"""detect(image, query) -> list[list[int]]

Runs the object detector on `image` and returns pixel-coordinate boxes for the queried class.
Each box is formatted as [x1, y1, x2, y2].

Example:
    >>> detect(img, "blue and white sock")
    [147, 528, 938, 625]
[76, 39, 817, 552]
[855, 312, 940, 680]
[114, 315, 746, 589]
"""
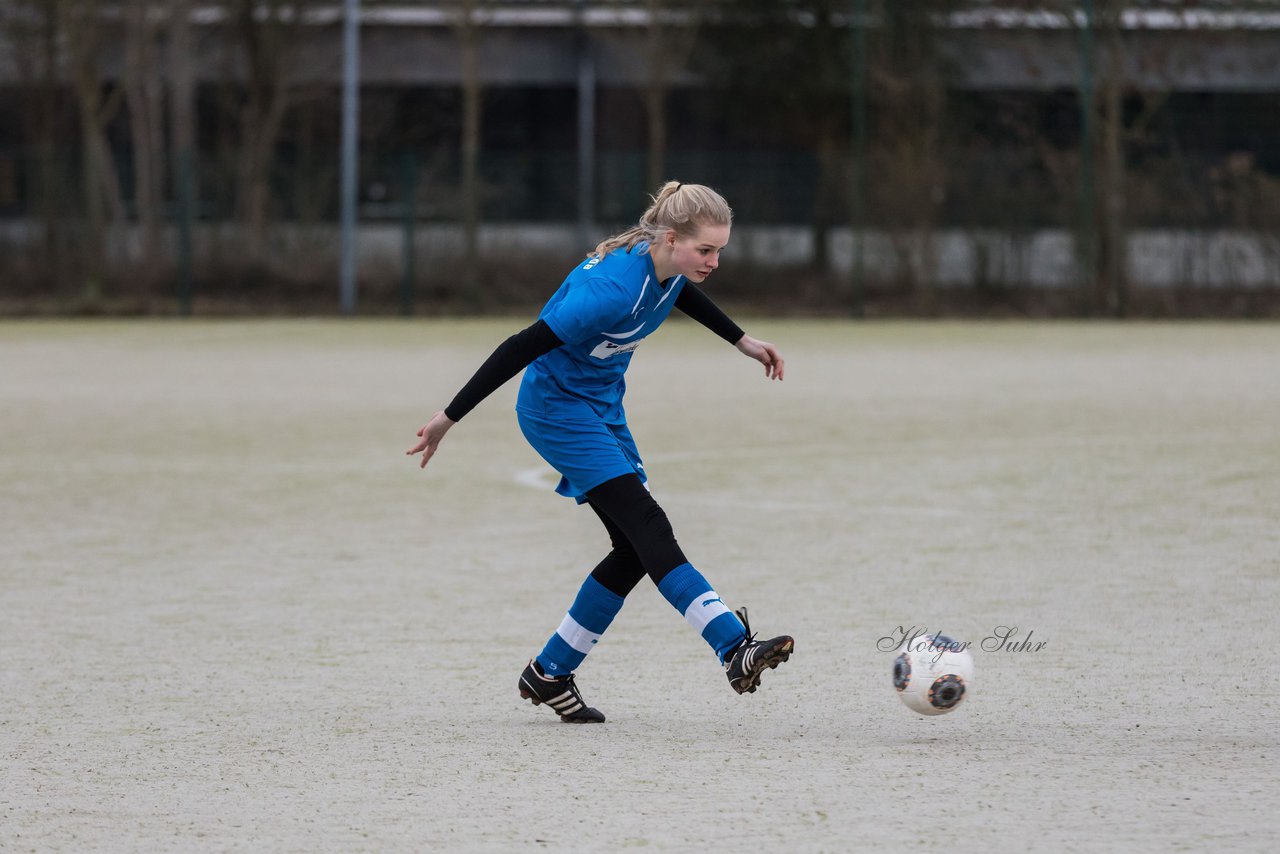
[657, 562, 747, 663]
[536, 575, 625, 677]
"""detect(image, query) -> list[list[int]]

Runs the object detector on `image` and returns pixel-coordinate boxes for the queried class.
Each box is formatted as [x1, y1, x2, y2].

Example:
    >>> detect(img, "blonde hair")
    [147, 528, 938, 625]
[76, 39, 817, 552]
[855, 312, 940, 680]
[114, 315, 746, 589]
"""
[590, 181, 733, 258]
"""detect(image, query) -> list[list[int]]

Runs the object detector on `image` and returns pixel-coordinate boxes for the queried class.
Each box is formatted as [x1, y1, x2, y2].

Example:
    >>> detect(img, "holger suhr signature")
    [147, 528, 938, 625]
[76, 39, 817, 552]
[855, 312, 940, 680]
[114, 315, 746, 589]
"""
[877, 625, 1048, 663]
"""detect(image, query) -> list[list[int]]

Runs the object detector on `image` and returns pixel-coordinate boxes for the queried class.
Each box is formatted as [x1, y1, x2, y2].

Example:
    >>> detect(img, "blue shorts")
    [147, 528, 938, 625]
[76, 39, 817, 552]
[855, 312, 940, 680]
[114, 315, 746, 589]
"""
[517, 410, 647, 503]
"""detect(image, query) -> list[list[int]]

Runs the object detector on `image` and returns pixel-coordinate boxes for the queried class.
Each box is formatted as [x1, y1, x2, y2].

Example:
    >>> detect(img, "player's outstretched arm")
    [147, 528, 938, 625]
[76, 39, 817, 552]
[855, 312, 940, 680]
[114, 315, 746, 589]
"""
[405, 319, 565, 474]
[673, 284, 781, 379]
[406, 410, 456, 469]
[735, 334, 785, 381]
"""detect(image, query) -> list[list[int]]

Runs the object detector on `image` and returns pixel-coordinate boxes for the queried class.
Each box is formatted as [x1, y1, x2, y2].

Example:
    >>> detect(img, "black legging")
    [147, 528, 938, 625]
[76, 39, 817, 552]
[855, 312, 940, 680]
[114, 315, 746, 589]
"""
[585, 473, 688, 597]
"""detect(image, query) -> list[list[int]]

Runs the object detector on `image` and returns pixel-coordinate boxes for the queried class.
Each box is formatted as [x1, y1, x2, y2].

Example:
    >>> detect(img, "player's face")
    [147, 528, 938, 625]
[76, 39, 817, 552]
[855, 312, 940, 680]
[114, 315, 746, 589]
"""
[667, 224, 730, 284]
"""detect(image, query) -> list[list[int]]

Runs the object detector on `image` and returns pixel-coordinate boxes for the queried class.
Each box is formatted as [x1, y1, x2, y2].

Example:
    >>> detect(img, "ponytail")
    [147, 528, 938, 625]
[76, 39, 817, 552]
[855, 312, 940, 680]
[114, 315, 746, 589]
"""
[590, 181, 733, 258]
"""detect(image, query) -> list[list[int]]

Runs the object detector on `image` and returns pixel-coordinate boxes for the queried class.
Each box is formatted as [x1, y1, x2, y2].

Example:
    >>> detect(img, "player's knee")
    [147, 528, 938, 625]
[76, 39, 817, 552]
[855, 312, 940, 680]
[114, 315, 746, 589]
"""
[603, 524, 638, 558]
[611, 540, 640, 566]
[591, 549, 645, 597]
[637, 495, 677, 543]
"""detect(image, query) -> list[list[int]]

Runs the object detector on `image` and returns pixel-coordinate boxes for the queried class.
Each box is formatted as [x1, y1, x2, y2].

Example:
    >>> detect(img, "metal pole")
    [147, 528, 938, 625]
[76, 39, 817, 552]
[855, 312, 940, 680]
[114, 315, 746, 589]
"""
[339, 0, 361, 314]
[171, 0, 195, 316]
[576, 0, 596, 249]
[1077, 0, 1096, 309]
[849, 0, 868, 318]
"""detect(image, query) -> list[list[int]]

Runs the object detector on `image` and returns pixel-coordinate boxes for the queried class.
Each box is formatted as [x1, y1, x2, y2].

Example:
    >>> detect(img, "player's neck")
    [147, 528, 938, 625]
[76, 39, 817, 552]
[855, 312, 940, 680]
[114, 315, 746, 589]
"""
[650, 246, 678, 283]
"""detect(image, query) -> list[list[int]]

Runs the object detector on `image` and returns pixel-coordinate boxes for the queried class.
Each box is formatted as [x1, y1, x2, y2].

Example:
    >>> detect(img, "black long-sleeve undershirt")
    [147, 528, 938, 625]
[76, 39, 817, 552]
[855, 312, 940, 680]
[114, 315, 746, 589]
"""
[442, 283, 744, 422]
[443, 319, 564, 422]
[674, 282, 745, 345]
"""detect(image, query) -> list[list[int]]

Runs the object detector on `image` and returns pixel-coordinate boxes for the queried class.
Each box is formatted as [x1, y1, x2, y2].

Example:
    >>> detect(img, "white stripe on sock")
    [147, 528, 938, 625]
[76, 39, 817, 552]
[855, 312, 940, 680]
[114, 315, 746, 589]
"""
[682, 590, 732, 634]
[556, 613, 603, 654]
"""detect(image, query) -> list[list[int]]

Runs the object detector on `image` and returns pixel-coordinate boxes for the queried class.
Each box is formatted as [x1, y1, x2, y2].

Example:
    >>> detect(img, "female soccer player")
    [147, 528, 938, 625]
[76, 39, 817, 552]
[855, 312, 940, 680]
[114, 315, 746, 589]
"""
[407, 182, 794, 723]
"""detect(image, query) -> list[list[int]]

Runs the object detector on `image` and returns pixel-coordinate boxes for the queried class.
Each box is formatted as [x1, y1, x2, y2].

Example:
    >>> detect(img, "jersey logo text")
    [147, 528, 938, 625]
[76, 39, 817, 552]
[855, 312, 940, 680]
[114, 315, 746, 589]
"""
[589, 338, 645, 360]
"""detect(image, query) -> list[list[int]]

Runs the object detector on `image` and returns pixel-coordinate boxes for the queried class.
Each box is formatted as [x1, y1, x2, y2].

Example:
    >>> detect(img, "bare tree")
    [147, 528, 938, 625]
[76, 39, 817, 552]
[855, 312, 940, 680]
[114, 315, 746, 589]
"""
[169, 0, 196, 173]
[453, 0, 486, 299]
[61, 0, 128, 293]
[169, 0, 196, 218]
[1083, 0, 1179, 315]
[616, 0, 704, 189]
[866, 1, 950, 303]
[993, 0, 1182, 314]
[168, 0, 197, 307]
[1091, 0, 1128, 316]
[289, 93, 338, 225]
[3, 0, 66, 279]
[706, 0, 852, 274]
[122, 0, 168, 263]
[223, 0, 311, 261]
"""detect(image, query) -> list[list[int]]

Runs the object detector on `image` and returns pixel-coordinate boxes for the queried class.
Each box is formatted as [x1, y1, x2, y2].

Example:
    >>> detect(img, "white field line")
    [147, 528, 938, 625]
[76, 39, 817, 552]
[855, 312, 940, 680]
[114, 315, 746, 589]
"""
[513, 466, 560, 491]
[512, 462, 987, 517]
[514, 443, 973, 517]
[511, 443, 852, 494]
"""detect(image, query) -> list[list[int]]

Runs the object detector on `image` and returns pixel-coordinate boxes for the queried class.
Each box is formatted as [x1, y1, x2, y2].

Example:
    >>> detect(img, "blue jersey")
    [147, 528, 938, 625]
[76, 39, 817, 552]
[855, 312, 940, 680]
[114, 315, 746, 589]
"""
[517, 243, 685, 425]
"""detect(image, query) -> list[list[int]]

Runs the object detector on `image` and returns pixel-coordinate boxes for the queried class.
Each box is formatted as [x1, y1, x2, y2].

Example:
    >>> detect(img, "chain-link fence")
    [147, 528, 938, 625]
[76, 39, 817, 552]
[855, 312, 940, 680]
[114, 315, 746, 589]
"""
[2, 1, 1279, 315]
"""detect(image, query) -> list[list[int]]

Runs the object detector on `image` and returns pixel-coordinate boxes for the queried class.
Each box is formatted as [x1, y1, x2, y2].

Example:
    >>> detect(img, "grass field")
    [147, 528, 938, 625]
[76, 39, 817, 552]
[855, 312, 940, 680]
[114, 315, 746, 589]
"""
[2, 318, 1278, 851]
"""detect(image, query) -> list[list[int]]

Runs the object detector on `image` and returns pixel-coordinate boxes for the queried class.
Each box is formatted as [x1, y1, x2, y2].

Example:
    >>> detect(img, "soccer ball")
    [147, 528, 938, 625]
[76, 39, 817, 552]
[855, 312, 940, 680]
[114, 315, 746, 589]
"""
[892, 633, 975, 716]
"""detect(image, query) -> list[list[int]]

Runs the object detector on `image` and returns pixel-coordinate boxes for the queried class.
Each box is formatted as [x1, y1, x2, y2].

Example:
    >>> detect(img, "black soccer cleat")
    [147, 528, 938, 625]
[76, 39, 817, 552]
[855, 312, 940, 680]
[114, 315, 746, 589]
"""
[518, 659, 606, 723]
[724, 607, 794, 695]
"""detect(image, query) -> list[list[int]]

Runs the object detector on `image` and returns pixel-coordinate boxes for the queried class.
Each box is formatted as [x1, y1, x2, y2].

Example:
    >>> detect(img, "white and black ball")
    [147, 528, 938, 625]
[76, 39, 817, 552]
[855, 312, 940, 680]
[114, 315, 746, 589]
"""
[892, 633, 974, 716]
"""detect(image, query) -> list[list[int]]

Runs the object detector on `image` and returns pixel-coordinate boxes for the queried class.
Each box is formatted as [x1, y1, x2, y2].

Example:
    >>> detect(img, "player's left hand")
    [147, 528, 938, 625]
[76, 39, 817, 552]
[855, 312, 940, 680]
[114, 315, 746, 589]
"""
[735, 334, 785, 381]
[406, 410, 456, 470]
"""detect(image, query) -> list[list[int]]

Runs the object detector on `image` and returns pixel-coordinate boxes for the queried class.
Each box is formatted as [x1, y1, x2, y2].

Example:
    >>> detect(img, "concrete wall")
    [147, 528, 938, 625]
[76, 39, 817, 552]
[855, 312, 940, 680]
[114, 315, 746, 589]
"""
[4, 219, 1277, 289]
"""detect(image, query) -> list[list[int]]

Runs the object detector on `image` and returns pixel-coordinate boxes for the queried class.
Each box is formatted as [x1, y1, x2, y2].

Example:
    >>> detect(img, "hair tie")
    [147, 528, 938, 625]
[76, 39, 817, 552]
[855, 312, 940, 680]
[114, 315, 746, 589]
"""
[675, 183, 683, 191]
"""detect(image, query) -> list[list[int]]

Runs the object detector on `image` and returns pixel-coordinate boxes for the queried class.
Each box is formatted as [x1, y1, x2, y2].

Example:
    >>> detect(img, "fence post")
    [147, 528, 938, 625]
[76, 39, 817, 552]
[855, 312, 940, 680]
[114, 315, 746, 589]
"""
[401, 151, 416, 317]
[576, 0, 596, 250]
[176, 148, 194, 316]
[1077, 0, 1096, 312]
[848, 0, 868, 318]
[339, 0, 361, 315]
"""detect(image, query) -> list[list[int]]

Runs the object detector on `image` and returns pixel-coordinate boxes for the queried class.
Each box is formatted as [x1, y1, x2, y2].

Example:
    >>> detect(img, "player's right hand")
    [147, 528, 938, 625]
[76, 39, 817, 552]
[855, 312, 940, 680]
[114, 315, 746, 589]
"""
[406, 410, 455, 470]
[735, 334, 785, 381]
